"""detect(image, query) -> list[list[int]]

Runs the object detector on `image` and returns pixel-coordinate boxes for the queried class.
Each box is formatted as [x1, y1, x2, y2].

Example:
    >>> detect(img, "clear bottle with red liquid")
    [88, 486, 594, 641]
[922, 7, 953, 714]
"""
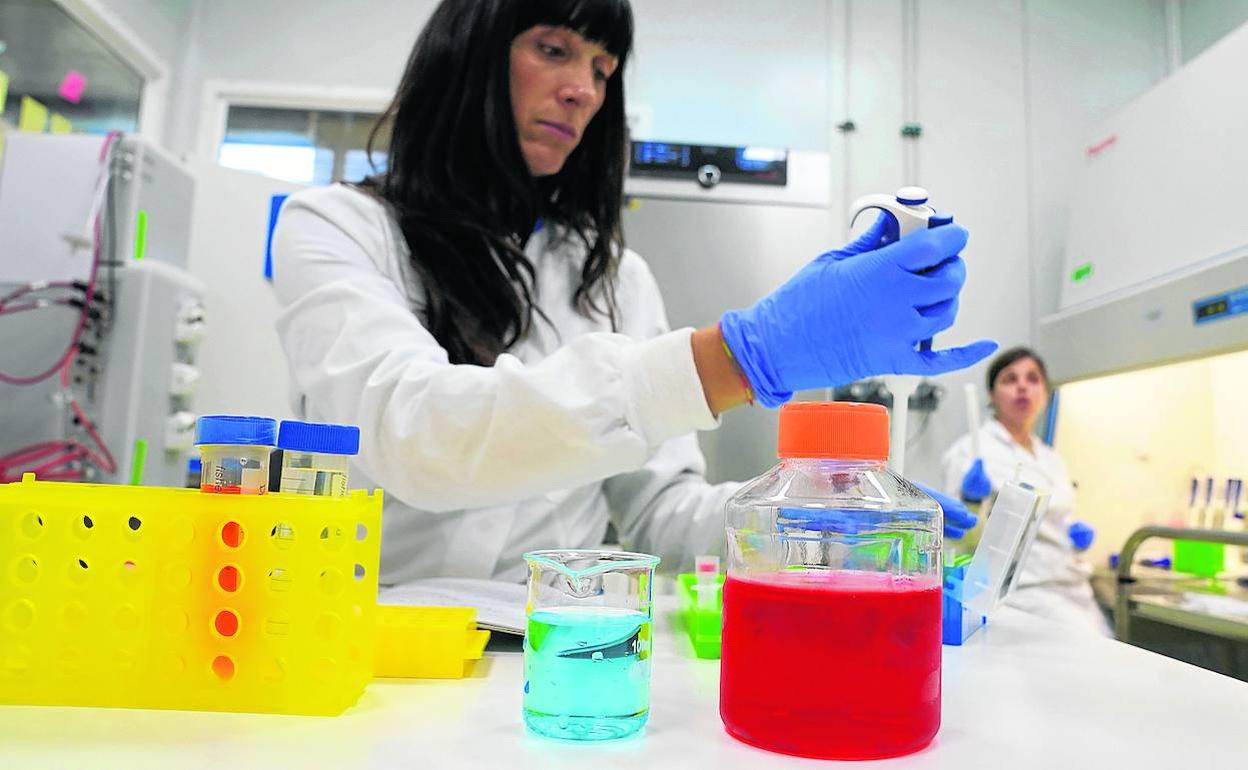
[719, 401, 943, 760]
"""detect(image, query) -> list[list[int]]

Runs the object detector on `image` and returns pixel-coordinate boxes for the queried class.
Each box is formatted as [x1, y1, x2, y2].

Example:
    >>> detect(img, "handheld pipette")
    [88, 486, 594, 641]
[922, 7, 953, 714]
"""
[849, 187, 954, 475]
[848, 187, 955, 353]
[1198, 476, 1214, 529]
[1228, 476, 1238, 526]
[1213, 479, 1235, 530]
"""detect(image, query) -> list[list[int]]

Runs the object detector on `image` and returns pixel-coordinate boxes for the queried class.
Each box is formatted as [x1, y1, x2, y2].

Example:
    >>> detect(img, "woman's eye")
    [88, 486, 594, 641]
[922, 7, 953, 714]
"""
[594, 68, 608, 82]
[538, 42, 565, 58]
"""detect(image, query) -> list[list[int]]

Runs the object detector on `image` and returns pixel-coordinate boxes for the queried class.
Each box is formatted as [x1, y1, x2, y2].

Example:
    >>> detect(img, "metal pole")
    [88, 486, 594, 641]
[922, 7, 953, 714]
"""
[1114, 526, 1248, 642]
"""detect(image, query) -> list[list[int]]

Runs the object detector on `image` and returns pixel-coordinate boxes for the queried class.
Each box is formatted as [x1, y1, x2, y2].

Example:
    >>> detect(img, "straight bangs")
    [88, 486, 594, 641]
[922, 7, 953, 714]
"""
[517, 0, 634, 59]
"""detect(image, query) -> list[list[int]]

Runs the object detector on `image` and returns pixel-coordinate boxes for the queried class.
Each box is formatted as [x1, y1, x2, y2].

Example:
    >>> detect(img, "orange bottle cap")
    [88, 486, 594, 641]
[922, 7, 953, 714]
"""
[777, 401, 889, 460]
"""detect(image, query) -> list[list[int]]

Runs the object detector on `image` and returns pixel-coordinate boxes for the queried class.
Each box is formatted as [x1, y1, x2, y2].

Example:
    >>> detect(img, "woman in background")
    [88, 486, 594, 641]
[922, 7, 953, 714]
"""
[943, 347, 1108, 635]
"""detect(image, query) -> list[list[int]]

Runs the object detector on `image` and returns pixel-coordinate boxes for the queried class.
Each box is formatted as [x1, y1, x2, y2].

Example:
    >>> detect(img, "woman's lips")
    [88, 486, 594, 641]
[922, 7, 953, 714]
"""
[538, 120, 576, 141]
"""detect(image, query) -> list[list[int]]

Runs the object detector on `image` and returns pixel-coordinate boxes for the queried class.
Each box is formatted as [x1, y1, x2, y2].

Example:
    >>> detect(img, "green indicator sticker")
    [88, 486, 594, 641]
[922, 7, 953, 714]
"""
[134, 209, 148, 261]
[129, 439, 148, 485]
[1071, 262, 1093, 283]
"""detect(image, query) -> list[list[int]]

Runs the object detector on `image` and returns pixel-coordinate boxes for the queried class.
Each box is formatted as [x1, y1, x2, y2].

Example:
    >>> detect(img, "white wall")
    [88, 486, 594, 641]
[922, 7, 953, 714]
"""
[84, 0, 1176, 490]
[182, 159, 304, 422]
[1180, 0, 1248, 64]
[627, 0, 830, 149]
[899, 0, 1032, 486]
[92, 0, 195, 68]
[165, 0, 440, 154]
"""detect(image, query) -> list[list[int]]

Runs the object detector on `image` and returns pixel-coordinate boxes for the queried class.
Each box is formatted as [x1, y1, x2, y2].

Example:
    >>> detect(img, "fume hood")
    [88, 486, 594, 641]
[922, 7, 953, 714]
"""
[1038, 22, 1248, 383]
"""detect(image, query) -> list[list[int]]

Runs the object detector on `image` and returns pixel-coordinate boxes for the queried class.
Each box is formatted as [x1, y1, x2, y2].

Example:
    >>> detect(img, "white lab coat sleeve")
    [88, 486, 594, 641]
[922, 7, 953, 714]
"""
[603, 435, 741, 574]
[270, 188, 719, 513]
[598, 250, 742, 573]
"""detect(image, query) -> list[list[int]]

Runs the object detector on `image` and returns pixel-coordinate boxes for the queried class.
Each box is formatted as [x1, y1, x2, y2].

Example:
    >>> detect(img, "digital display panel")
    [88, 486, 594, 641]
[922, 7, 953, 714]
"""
[1193, 286, 1248, 325]
[1195, 298, 1229, 321]
[632, 142, 690, 168]
[629, 141, 787, 186]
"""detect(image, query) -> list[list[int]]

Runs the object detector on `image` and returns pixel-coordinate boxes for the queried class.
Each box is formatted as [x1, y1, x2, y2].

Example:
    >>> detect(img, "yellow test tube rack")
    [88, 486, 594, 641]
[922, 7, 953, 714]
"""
[0, 474, 382, 716]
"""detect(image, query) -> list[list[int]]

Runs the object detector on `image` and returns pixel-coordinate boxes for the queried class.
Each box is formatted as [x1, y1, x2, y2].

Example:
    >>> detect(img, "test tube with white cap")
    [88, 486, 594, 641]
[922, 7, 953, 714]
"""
[694, 555, 720, 611]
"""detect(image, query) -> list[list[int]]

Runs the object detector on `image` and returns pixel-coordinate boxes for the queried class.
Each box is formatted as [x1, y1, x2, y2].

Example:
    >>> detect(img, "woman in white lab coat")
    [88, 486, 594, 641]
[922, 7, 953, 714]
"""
[943, 347, 1109, 635]
[272, 0, 994, 584]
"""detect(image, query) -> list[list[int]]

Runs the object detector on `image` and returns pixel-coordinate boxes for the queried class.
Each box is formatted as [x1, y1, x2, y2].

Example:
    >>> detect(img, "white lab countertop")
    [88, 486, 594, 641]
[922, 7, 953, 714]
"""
[1, 597, 1245, 769]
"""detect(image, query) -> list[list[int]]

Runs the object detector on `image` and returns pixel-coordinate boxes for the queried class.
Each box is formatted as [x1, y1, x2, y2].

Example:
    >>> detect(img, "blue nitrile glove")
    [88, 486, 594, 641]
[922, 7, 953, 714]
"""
[960, 458, 992, 502]
[915, 482, 977, 540]
[1068, 521, 1095, 551]
[719, 214, 998, 407]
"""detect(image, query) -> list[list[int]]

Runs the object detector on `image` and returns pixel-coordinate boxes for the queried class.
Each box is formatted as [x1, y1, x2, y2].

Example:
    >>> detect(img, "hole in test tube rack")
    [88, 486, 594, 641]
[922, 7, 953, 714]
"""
[220, 522, 245, 548]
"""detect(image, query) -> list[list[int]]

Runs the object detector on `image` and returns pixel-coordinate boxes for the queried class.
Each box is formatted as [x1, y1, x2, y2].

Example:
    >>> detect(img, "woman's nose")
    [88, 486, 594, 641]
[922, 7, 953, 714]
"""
[557, 70, 595, 107]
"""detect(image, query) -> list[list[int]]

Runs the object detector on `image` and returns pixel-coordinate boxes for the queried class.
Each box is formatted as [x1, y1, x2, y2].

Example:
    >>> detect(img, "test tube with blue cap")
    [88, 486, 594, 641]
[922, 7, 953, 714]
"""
[195, 415, 277, 494]
[277, 420, 361, 496]
[185, 456, 201, 489]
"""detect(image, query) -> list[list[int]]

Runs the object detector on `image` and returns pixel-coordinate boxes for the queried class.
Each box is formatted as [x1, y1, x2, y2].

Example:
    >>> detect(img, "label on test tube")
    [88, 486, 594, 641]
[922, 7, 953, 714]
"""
[203, 458, 268, 494]
[280, 467, 348, 497]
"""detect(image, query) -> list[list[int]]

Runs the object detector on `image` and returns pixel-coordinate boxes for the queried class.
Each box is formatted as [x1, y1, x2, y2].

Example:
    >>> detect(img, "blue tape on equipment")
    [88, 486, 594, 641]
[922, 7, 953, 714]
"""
[264, 194, 290, 281]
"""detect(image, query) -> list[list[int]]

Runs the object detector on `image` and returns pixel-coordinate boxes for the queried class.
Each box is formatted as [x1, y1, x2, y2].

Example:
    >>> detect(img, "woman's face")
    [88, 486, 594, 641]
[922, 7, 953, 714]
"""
[991, 356, 1048, 428]
[510, 25, 619, 177]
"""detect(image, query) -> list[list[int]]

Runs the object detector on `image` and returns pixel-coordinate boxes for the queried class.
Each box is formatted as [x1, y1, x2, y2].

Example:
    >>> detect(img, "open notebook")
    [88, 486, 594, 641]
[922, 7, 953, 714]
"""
[378, 578, 528, 637]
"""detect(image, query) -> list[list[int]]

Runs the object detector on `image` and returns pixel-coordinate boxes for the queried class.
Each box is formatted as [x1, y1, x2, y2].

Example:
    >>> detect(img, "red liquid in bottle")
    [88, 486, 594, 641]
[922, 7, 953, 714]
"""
[720, 571, 942, 760]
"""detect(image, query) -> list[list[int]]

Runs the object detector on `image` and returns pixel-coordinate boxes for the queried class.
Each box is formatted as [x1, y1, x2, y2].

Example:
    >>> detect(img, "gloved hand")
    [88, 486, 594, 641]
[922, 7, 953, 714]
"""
[915, 482, 978, 540]
[1068, 521, 1095, 551]
[720, 214, 998, 407]
[778, 504, 970, 541]
[960, 458, 992, 502]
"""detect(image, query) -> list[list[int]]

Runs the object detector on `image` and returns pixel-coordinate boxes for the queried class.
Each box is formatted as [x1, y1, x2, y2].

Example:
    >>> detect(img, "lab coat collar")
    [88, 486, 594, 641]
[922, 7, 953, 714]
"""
[986, 418, 1017, 449]
[987, 418, 1034, 452]
[986, 418, 1063, 488]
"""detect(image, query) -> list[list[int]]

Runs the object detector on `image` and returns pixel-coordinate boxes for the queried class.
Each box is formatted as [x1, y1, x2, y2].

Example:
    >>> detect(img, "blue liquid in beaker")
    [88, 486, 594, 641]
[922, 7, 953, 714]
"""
[523, 606, 652, 741]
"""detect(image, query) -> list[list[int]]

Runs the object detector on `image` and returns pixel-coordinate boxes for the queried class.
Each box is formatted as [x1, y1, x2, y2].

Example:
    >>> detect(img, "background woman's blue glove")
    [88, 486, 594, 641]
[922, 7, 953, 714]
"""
[719, 215, 998, 407]
[960, 458, 992, 502]
[915, 481, 978, 540]
[1068, 521, 1095, 551]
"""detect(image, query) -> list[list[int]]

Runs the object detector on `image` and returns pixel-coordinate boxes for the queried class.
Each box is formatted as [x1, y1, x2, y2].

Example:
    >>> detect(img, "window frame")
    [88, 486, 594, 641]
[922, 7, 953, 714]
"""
[198, 80, 392, 172]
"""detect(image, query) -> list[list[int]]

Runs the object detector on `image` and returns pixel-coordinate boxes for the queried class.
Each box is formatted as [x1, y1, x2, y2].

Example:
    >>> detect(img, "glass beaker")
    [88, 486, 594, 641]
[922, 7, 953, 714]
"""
[522, 549, 660, 741]
[720, 402, 943, 760]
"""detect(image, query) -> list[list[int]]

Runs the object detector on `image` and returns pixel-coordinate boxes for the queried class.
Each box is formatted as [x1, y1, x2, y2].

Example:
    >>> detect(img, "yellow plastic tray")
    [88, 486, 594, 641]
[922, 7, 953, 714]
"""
[374, 605, 490, 679]
[0, 474, 382, 716]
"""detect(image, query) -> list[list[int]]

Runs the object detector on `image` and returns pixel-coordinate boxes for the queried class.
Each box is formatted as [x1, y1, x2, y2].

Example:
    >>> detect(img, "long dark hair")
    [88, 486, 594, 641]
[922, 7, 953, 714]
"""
[363, 0, 634, 365]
